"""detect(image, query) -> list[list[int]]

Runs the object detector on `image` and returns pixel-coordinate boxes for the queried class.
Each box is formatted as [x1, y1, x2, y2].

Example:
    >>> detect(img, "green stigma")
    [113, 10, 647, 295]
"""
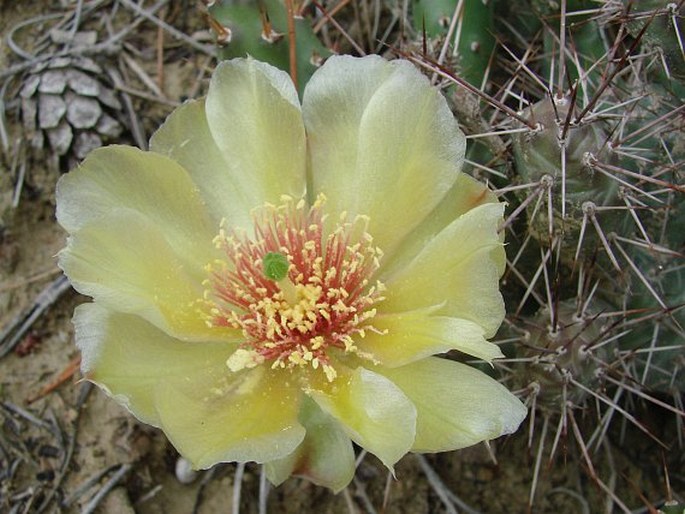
[262, 252, 289, 281]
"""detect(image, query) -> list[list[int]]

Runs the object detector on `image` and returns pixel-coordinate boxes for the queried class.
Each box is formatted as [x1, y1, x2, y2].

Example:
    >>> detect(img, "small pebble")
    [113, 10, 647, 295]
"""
[175, 456, 199, 484]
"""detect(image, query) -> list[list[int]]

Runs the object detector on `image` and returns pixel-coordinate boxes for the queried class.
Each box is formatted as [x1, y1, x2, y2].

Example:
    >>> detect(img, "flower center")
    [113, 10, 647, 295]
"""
[204, 195, 384, 382]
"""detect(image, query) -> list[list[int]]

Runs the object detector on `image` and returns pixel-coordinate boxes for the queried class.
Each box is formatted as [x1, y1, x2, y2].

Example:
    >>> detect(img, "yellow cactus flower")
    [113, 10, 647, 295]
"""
[57, 55, 526, 492]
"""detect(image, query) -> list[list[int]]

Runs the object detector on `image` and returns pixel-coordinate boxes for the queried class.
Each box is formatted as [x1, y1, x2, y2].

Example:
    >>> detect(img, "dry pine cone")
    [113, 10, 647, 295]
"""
[20, 36, 124, 171]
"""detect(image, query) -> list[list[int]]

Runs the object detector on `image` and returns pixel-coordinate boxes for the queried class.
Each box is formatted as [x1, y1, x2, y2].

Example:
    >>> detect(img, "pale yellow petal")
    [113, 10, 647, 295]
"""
[59, 209, 226, 341]
[265, 397, 355, 493]
[155, 366, 305, 468]
[381, 173, 503, 277]
[379, 358, 527, 452]
[150, 98, 252, 229]
[381, 202, 506, 338]
[304, 55, 465, 254]
[73, 303, 239, 426]
[307, 366, 416, 470]
[360, 308, 504, 368]
[205, 58, 306, 208]
[56, 145, 218, 260]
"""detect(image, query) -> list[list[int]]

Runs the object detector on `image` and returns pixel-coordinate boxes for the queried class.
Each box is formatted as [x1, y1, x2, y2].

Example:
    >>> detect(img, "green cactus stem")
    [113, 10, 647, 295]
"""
[209, 0, 330, 93]
[412, 0, 496, 87]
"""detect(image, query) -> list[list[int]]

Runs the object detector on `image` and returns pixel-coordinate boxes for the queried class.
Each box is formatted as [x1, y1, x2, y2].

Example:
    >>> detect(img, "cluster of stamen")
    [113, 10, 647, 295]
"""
[203, 195, 384, 382]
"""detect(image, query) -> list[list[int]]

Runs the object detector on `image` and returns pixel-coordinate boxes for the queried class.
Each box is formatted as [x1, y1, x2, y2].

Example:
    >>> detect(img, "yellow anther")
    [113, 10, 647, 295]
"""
[323, 364, 337, 382]
[310, 336, 324, 350]
[226, 349, 265, 372]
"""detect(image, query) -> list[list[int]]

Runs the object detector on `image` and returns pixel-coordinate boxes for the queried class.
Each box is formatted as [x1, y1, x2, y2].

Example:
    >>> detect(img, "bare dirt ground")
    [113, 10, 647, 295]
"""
[1, 2, 682, 513]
